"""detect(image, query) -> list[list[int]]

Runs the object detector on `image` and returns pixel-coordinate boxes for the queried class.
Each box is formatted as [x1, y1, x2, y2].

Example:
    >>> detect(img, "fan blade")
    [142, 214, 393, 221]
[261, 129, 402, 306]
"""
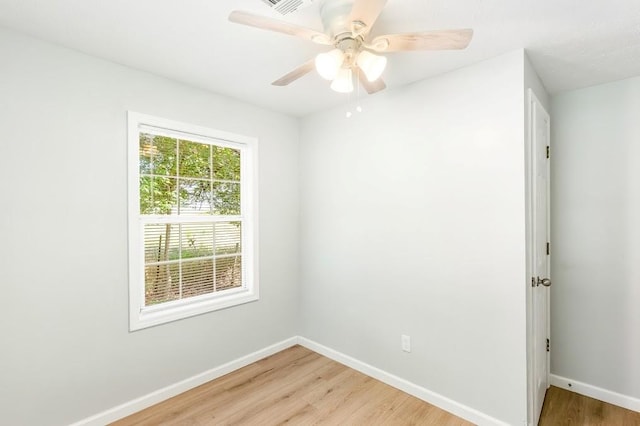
[229, 11, 332, 45]
[272, 59, 316, 86]
[370, 29, 473, 52]
[357, 67, 386, 94]
[349, 0, 388, 34]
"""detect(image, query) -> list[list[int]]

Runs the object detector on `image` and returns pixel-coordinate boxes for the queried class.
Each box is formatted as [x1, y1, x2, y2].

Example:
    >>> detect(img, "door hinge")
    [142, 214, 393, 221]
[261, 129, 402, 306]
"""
[546, 338, 550, 352]
[546, 146, 550, 158]
[546, 242, 550, 255]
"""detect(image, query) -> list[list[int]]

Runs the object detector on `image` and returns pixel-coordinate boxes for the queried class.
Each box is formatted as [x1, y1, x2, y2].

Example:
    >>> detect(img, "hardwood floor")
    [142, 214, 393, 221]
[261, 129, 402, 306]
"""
[112, 345, 472, 425]
[539, 385, 640, 426]
[113, 345, 640, 425]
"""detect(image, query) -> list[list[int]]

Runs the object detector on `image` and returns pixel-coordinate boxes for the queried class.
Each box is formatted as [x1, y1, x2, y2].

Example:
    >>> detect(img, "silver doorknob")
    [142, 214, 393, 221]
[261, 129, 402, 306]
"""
[537, 277, 552, 287]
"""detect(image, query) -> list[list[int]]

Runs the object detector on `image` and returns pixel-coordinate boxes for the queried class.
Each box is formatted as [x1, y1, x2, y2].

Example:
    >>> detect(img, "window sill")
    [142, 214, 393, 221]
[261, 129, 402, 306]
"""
[129, 288, 259, 331]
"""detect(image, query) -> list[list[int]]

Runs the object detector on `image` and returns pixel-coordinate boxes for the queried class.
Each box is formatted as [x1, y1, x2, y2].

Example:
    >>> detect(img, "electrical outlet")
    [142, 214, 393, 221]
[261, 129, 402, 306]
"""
[401, 335, 411, 352]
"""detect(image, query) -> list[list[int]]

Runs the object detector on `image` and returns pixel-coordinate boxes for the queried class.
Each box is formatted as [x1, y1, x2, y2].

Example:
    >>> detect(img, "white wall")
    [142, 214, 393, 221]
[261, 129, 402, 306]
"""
[550, 76, 640, 399]
[0, 24, 567, 424]
[0, 27, 300, 425]
[299, 50, 530, 425]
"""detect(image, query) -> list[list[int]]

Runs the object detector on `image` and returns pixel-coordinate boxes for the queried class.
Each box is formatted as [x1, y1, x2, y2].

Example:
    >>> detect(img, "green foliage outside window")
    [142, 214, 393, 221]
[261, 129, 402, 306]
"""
[139, 134, 240, 215]
[138, 133, 243, 305]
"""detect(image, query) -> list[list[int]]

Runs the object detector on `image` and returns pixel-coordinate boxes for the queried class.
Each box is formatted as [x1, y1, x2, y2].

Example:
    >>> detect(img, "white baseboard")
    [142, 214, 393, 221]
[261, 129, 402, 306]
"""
[550, 374, 640, 413]
[70, 337, 298, 426]
[71, 336, 515, 426]
[297, 337, 510, 426]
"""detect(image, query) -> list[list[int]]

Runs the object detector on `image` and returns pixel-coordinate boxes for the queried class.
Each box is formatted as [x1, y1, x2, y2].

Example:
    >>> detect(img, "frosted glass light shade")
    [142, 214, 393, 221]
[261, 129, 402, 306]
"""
[330, 68, 353, 93]
[356, 50, 387, 82]
[315, 49, 345, 80]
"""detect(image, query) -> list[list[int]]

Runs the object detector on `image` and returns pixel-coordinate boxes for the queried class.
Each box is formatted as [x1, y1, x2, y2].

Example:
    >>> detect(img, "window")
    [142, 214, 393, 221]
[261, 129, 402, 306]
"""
[128, 112, 258, 330]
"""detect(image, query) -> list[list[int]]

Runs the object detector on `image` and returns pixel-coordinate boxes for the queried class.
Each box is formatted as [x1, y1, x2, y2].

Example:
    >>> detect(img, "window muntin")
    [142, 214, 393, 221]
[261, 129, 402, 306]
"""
[128, 112, 257, 330]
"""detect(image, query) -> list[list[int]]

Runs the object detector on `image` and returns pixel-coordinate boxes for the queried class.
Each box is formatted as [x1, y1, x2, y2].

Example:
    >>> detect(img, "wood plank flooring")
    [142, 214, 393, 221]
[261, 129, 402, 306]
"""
[539, 385, 640, 425]
[112, 345, 471, 425]
[113, 345, 640, 425]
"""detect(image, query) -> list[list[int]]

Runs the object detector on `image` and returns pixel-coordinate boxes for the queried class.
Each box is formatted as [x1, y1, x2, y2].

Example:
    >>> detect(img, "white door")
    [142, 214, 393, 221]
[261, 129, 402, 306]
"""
[530, 90, 551, 425]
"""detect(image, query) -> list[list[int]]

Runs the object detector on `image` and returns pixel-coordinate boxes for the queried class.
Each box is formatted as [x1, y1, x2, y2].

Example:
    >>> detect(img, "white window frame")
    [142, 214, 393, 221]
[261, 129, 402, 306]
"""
[127, 111, 259, 331]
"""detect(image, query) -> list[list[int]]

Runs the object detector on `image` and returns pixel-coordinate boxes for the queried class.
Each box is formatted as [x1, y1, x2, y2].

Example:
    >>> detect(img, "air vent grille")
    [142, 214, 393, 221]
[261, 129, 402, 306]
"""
[260, 0, 314, 15]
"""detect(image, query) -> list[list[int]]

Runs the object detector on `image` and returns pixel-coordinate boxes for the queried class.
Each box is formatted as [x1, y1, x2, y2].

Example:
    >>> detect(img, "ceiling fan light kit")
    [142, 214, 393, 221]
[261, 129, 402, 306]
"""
[356, 50, 387, 82]
[229, 0, 473, 95]
[330, 67, 354, 93]
[316, 49, 386, 93]
[315, 48, 345, 80]
[315, 36, 385, 93]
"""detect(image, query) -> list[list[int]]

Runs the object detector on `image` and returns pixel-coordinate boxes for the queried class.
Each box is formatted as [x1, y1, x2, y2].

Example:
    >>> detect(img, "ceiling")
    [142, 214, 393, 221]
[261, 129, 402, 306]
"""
[1, 0, 639, 117]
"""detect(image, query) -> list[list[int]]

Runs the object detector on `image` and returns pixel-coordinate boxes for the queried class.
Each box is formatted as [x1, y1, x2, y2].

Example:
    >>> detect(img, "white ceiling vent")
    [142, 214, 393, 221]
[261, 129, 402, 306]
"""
[260, 0, 315, 15]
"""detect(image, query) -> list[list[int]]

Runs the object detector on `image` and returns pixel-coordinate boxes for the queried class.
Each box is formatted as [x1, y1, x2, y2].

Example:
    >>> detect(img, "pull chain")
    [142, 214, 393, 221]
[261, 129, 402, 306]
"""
[346, 68, 363, 118]
[356, 67, 362, 113]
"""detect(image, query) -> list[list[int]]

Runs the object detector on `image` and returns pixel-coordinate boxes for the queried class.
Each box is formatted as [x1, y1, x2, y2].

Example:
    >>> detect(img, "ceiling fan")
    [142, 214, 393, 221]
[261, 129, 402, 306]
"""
[229, 0, 473, 95]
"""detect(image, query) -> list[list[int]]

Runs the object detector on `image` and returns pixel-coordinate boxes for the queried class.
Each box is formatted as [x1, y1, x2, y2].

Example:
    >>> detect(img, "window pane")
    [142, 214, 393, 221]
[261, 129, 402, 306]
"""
[140, 176, 178, 215]
[145, 262, 180, 305]
[216, 256, 242, 291]
[145, 134, 177, 176]
[215, 222, 241, 255]
[181, 258, 214, 298]
[139, 176, 154, 214]
[213, 146, 241, 181]
[179, 140, 211, 179]
[213, 182, 240, 215]
[139, 133, 155, 175]
[181, 223, 214, 259]
[144, 223, 180, 263]
[179, 179, 212, 215]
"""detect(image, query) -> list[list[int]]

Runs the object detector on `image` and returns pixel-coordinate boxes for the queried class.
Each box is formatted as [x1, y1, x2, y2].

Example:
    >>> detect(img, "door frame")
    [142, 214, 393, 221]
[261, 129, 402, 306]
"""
[526, 88, 551, 426]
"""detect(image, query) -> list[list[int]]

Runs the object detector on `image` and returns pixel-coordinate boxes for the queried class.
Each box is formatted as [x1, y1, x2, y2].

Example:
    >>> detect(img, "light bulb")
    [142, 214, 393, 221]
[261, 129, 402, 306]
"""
[330, 68, 354, 93]
[315, 49, 345, 80]
[356, 50, 387, 82]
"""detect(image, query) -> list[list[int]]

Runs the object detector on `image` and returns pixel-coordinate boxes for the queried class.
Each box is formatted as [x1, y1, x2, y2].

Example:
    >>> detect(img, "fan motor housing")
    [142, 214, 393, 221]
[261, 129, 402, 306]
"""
[320, 0, 355, 38]
[335, 36, 361, 64]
